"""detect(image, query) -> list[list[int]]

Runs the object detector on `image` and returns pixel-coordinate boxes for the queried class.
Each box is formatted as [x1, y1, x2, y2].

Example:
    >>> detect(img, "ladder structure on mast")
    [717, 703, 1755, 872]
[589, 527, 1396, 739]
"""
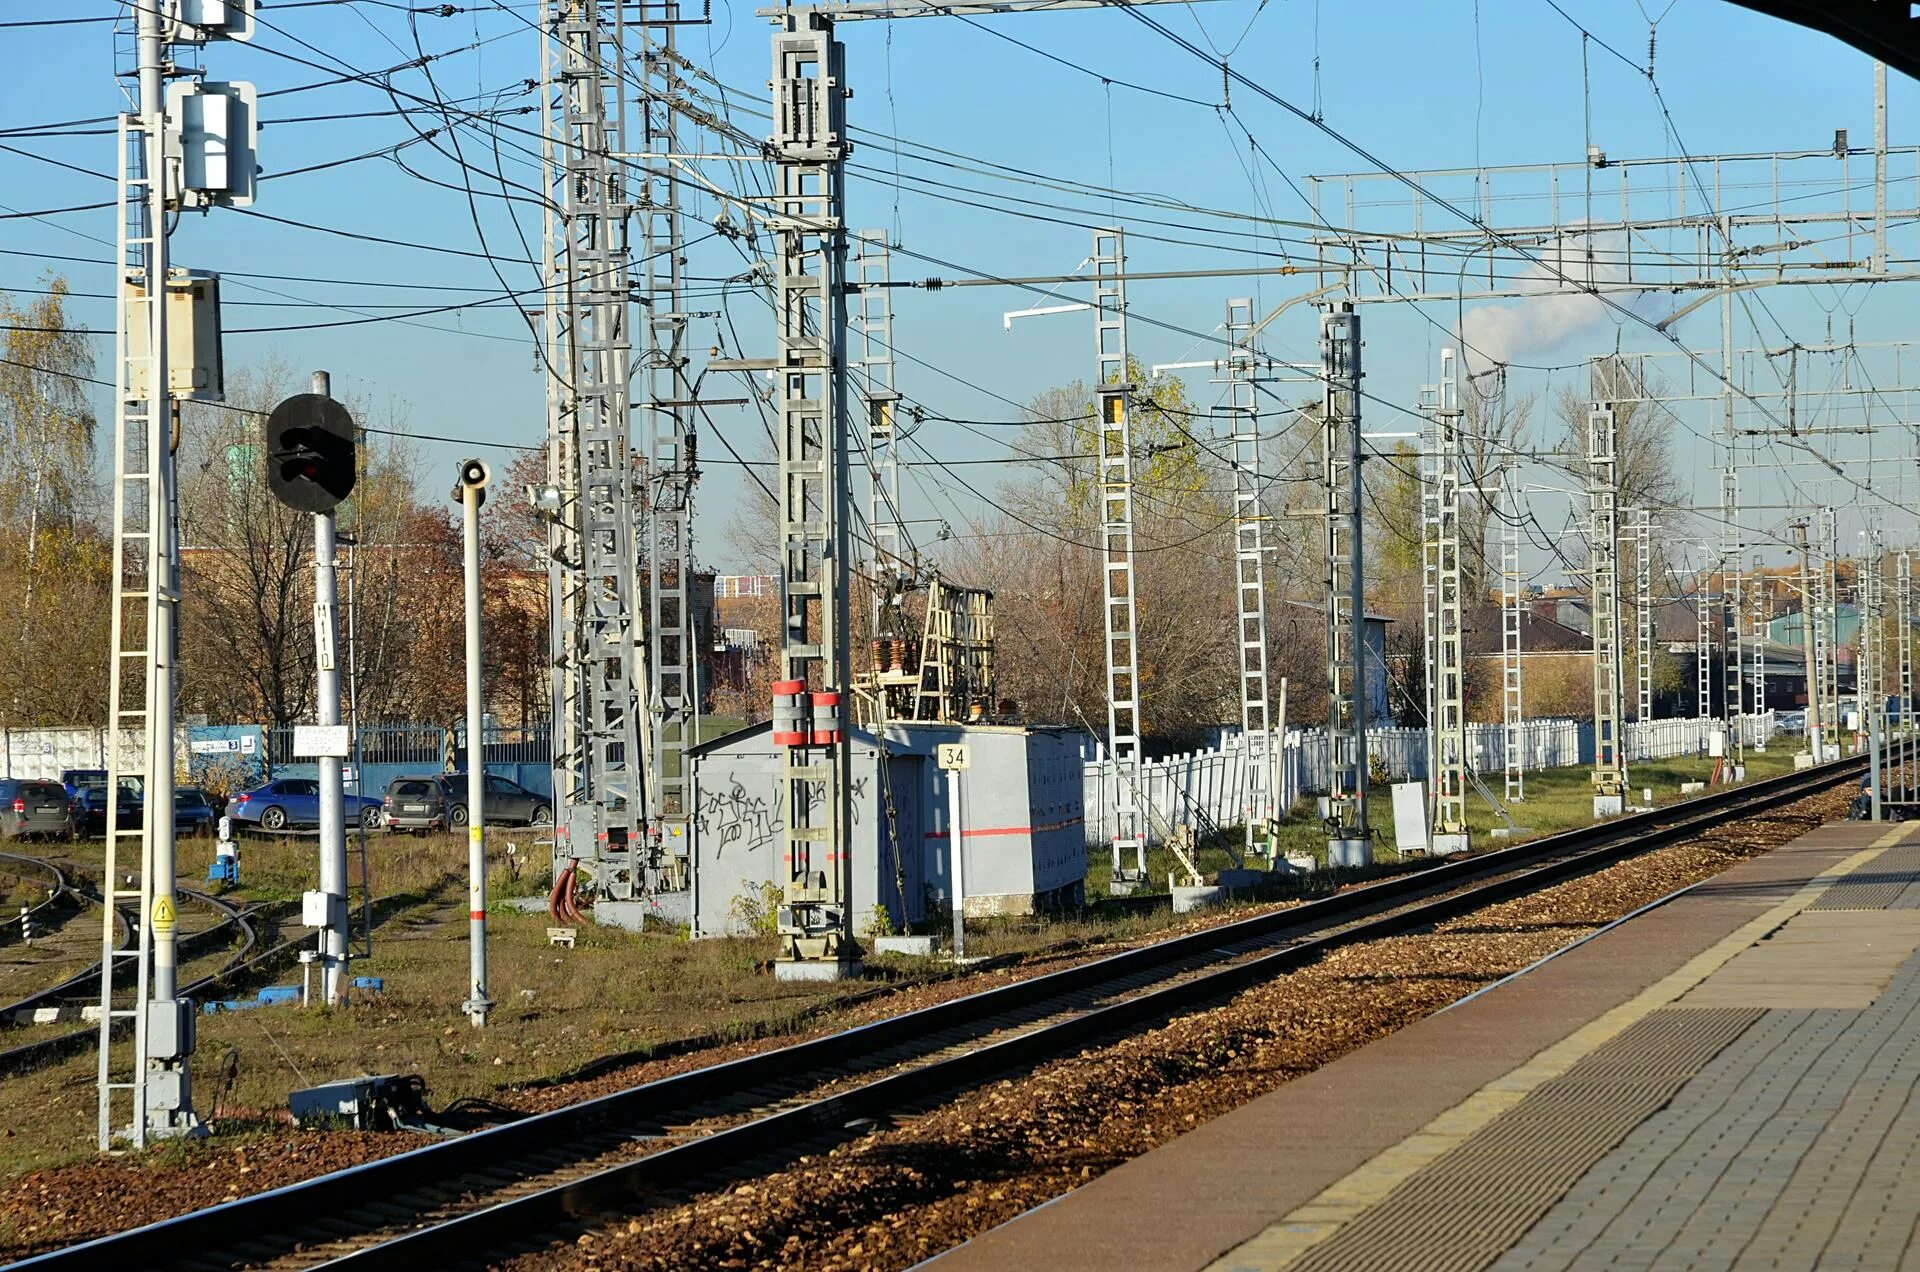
[854, 232, 907, 631]
[1500, 466, 1525, 802]
[1898, 553, 1913, 799]
[641, 0, 702, 891]
[98, 109, 167, 1153]
[1222, 298, 1276, 860]
[1751, 564, 1769, 750]
[1587, 388, 1628, 816]
[1420, 350, 1469, 854]
[1093, 228, 1148, 889]
[639, 0, 699, 886]
[543, 0, 647, 900]
[1630, 509, 1654, 728]
[1697, 557, 1713, 728]
[1721, 469, 1745, 766]
[1322, 302, 1370, 859]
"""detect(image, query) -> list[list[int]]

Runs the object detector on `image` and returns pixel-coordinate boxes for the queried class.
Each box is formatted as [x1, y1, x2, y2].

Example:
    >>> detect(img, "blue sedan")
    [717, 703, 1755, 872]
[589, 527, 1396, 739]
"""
[228, 778, 385, 833]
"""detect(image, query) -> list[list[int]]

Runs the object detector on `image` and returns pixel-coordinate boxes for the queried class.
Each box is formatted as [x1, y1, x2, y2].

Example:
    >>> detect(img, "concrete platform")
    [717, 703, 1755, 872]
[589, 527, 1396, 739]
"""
[929, 819, 1920, 1272]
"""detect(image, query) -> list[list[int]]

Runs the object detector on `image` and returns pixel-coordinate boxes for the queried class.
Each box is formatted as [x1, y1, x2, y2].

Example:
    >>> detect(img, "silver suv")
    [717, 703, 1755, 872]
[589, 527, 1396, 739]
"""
[382, 774, 552, 834]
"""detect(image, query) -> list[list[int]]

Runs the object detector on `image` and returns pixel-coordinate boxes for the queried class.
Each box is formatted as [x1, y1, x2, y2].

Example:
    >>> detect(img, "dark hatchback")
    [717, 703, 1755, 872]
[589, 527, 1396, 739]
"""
[0, 779, 73, 840]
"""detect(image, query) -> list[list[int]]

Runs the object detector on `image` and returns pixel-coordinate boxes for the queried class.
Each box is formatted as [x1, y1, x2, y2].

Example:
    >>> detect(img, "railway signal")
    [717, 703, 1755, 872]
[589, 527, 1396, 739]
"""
[264, 393, 357, 514]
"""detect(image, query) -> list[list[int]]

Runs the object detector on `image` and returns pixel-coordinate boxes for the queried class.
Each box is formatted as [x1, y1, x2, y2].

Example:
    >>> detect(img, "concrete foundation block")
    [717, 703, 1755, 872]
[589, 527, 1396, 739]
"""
[773, 958, 864, 983]
[1680, 780, 1705, 794]
[501, 896, 549, 914]
[1108, 877, 1143, 897]
[1794, 753, 1815, 769]
[1283, 853, 1317, 874]
[1172, 884, 1230, 914]
[1593, 794, 1626, 818]
[592, 900, 654, 932]
[872, 935, 936, 957]
[1430, 833, 1471, 857]
[1327, 838, 1373, 869]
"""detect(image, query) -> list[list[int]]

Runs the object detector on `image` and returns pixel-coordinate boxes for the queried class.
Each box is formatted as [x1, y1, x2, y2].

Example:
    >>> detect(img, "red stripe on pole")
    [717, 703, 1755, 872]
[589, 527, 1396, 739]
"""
[469, 909, 486, 921]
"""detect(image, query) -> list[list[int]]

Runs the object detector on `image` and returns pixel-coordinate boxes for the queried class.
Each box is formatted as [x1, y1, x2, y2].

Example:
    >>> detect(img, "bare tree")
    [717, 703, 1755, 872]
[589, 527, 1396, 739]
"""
[1554, 356, 1684, 514]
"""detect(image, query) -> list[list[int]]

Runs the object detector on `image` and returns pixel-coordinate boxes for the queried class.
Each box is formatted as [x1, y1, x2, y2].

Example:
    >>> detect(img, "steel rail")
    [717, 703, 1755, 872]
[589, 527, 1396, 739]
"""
[0, 849, 77, 947]
[0, 885, 258, 1075]
[10, 755, 1865, 1271]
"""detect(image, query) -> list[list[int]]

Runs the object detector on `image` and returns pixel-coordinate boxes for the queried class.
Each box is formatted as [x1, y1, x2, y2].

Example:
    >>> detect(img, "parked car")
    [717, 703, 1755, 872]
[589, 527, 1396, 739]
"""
[0, 778, 73, 840]
[175, 787, 218, 838]
[382, 773, 553, 834]
[70, 777, 143, 838]
[227, 778, 384, 833]
[61, 768, 106, 801]
[383, 776, 450, 835]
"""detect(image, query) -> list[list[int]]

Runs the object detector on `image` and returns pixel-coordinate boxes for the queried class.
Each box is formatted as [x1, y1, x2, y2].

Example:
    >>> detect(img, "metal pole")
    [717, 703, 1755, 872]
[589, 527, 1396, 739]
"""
[947, 765, 965, 961]
[1323, 303, 1369, 861]
[460, 471, 490, 1026]
[346, 534, 369, 960]
[311, 371, 347, 1006]
[1875, 61, 1889, 276]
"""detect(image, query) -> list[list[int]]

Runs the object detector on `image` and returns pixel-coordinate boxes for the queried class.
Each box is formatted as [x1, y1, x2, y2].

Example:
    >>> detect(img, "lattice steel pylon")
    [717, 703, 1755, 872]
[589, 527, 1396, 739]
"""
[1862, 529, 1884, 746]
[639, 1, 699, 882]
[1629, 510, 1653, 728]
[1420, 350, 1469, 854]
[1087, 229, 1148, 888]
[1322, 302, 1371, 859]
[1222, 298, 1276, 860]
[542, 0, 648, 898]
[1819, 506, 1840, 754]
[1500, 467, 1525, 802]
[768, 10, 856, 971]
[1899, 552, 1912, 799]
[1587, 394, 1628, 815]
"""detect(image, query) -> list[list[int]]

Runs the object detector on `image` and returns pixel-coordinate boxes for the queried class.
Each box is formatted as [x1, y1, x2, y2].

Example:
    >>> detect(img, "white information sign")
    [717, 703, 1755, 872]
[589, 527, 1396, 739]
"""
[293, 724, 350, 758]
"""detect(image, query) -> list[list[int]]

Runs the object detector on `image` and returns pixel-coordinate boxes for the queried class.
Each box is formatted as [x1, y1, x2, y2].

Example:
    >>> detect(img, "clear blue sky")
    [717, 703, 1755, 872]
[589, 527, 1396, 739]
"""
[2, 0, 1914, 581]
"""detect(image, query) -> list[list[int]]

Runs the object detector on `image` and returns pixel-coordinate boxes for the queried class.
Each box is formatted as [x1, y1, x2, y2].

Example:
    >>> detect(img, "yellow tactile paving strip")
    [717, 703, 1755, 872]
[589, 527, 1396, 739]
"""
[1206, 824, 1916, 1272]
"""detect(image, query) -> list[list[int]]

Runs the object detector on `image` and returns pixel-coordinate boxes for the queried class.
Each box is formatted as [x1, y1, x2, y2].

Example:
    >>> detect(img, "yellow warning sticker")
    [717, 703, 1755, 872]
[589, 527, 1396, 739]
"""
[150, 895, 177, 934]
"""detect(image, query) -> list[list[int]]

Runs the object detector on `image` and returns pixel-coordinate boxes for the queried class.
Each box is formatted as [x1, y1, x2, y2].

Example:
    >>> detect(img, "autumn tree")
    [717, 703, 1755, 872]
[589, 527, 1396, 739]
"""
[0, 280, 108, 725]
[176, 362, 440, 726]
[960, 360, 1238, 748]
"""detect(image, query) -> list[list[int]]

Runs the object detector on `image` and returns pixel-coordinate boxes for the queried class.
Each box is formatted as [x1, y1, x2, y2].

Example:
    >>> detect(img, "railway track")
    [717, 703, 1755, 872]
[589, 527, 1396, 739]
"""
[0, 865, 261, 1076]
[10, 755, 1866, 1272]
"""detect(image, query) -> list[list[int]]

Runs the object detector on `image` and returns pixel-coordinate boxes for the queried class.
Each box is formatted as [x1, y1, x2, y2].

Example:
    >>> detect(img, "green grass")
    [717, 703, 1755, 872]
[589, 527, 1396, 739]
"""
[0, 744, 1814, 1180]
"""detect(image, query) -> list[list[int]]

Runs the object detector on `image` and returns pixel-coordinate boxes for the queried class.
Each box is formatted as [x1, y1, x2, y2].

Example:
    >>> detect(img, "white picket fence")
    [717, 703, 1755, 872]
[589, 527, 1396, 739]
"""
[1083, 712, 1778, 847]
